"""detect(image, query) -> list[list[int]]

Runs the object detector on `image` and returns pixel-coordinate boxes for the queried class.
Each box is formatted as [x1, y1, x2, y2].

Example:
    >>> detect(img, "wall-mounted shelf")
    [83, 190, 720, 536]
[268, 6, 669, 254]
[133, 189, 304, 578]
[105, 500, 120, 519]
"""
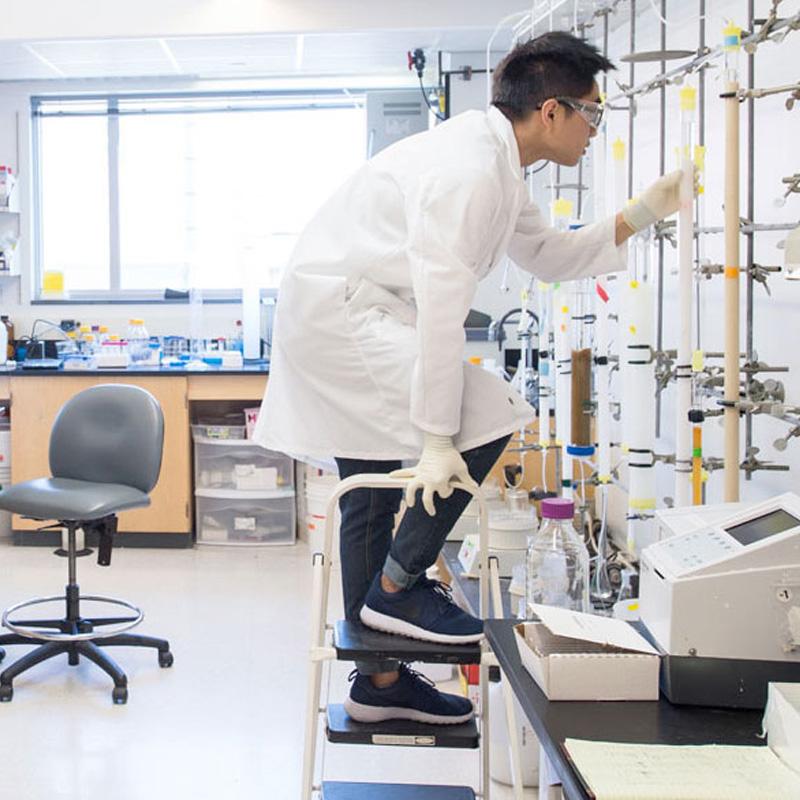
[0, 205, 20, 276]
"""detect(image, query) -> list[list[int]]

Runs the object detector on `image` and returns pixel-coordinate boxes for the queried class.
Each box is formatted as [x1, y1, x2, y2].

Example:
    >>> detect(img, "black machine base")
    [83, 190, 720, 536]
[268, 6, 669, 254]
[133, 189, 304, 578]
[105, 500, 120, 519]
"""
[660, 652, 800, 709]
[322, 782, 475, 799]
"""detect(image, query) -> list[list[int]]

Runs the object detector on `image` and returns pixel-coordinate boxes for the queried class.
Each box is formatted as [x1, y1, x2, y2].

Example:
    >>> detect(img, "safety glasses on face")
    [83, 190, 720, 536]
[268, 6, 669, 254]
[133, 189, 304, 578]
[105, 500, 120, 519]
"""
[554, 97, 604, 130]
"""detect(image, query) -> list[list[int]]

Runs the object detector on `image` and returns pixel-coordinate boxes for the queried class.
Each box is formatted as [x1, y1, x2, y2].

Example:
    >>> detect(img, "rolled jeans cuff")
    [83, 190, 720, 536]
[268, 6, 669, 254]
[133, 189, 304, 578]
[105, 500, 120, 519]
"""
[382, 553, 421, 590]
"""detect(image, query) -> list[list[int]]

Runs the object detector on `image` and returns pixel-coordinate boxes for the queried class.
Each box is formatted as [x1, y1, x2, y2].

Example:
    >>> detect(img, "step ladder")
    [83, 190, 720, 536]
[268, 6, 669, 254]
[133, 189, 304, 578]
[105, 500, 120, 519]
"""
[301, 474, 525, 799]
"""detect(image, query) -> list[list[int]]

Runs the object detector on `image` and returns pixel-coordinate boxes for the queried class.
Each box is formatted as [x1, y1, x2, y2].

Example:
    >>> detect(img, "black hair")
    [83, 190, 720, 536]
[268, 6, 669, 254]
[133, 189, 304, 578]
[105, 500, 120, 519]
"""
[492, 31, 615, 121]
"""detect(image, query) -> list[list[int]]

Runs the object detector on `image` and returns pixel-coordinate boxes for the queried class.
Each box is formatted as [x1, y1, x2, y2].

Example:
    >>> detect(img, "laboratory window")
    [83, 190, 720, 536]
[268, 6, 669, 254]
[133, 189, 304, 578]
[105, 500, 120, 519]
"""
[32, 92, 366, 300]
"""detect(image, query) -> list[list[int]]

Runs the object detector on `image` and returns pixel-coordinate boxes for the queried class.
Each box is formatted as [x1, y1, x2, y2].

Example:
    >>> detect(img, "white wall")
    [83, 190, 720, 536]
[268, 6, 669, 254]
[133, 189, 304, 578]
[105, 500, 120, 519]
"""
[452, 3, 800, 542]
[600, 0, 800, 512]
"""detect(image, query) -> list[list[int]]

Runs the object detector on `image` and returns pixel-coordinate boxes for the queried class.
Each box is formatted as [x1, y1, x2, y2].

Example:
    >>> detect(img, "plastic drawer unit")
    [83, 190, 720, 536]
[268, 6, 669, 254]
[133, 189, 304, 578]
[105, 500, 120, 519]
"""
[194, 437, 293, 492]
[195, 494, 296, 546]
[192, 429, 296, 546]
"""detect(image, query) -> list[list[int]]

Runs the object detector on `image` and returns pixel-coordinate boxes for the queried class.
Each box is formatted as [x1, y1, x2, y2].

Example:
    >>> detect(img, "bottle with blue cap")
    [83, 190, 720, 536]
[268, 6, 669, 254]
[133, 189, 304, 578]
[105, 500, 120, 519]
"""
[525, 497, 590, 614]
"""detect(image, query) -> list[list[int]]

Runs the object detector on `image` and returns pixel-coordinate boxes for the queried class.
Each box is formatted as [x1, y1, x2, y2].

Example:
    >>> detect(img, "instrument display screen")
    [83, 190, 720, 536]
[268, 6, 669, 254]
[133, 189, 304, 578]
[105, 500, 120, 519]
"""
[725, 508, 800, 546]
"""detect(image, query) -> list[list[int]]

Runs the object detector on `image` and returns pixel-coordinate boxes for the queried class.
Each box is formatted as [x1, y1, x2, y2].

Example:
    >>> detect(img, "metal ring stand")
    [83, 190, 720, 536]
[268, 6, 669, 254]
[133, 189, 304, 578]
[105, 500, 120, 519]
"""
[2, 595, 144, 642]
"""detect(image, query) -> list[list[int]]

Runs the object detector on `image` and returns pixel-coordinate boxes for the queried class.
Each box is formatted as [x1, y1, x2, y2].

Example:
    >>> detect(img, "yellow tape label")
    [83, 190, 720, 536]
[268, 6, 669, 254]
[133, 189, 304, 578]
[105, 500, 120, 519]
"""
[629, 497, 657, 511]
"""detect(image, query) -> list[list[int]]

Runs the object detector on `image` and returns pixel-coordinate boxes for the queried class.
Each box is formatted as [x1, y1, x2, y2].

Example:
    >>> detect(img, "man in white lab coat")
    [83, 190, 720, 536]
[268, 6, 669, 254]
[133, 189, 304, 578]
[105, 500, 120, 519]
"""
[254, 31, 686, 724]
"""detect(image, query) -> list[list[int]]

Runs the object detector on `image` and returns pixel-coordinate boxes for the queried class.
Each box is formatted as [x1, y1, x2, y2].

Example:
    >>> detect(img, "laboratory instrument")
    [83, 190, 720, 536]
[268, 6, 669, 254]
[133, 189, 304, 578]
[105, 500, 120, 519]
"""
[640, 492, 800, 708]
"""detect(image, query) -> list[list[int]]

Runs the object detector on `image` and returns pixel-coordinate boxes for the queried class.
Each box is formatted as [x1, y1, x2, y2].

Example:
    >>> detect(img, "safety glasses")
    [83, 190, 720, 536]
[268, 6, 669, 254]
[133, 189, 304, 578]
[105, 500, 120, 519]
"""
[554, 96, 604, 130]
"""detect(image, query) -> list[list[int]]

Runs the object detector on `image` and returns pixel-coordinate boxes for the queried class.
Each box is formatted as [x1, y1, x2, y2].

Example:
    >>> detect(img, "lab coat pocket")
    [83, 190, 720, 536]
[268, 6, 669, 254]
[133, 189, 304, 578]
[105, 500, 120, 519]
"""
[345, 278, 417, 441]
[345, 277, 417, 326]
[269, 271, 382, 436]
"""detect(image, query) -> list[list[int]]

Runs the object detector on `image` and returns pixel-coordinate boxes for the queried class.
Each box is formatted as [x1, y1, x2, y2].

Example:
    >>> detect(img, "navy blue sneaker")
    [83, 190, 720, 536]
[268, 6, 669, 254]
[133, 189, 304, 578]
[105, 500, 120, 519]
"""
[343, 664, 474, 725]
[359, 573, 484, 644]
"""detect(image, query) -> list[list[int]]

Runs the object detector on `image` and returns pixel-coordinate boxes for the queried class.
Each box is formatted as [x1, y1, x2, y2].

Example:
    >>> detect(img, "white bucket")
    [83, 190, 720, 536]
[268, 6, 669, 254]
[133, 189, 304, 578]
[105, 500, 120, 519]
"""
[0, 428, 11, 469]
[446, 491, 506, 542]
[447, 500, 480, 542]
[305, 474, 340, 556]
[306, 482, 335, 515]
[488, 510, 538, 550]
[489, 679, 539, 787]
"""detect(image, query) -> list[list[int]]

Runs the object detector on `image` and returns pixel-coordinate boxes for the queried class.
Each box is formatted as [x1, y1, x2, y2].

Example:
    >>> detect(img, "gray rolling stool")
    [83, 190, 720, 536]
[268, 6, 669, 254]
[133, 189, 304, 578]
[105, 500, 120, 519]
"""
[0, 384, 173, 704]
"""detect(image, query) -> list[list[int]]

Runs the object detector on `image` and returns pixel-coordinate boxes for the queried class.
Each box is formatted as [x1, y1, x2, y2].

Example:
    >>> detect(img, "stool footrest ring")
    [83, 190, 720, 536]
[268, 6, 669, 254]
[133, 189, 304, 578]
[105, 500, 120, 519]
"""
[2, 595, 144, 642]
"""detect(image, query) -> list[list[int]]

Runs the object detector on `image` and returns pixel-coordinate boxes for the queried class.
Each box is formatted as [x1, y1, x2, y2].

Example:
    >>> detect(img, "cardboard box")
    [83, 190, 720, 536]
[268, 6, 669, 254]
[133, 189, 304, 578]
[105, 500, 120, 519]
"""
[514, 604, 661, 701]
[764, 682, 800, 774]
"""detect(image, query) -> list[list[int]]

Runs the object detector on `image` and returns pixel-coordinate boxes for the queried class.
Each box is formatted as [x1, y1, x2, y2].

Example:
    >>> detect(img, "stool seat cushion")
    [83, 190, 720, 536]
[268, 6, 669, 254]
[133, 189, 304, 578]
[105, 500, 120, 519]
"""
[0, 478, 151, 521]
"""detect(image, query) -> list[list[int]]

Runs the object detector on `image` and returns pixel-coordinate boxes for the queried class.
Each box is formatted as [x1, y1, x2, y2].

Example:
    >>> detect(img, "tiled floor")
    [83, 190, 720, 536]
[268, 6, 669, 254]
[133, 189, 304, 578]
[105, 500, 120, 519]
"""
[0, 540, 538, 799]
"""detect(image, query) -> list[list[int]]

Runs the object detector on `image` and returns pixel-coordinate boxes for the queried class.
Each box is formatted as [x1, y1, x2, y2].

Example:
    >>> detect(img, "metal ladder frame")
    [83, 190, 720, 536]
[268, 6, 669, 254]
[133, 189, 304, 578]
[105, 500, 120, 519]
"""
[300, 473, 524, 799]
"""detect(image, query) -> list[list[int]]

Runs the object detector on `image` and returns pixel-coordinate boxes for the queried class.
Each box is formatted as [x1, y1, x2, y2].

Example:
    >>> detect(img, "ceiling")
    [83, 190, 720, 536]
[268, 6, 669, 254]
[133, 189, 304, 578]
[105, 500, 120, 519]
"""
[0, 27, 519, 83]
[0, 0, 626, 85]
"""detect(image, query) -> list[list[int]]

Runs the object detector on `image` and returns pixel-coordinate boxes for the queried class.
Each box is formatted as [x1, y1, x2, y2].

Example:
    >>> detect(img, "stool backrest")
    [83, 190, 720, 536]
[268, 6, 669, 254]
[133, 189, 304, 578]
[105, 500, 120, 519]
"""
[49, 384, 164, 493]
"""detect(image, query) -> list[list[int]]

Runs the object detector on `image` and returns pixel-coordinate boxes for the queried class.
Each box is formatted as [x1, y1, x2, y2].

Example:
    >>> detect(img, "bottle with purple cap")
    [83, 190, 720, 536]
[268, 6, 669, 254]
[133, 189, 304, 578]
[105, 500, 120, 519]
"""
[525, 497, 590, 615]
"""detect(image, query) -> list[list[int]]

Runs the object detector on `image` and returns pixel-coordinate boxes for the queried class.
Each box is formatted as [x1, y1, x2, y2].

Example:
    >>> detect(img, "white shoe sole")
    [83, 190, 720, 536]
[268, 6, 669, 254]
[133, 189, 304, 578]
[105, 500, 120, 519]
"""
[360, 605, 484, 645]
[343, 696, 474, 726]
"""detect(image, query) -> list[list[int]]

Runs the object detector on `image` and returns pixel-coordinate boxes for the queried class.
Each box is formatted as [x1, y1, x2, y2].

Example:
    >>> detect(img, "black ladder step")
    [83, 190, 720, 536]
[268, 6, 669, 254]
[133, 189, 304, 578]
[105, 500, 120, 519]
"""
[326, 704, 479, 749]
[322, 781, 475, 799]
[333, 621, 481, 665]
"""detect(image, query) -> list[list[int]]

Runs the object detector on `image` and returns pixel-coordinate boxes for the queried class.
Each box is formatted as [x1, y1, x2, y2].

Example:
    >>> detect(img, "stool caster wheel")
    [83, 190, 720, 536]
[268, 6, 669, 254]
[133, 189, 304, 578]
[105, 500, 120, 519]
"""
[112, 686, 128, 705]
[158, 651, 174, 668]
[0, 684, 13, 702]
[0, 648, 5, 664]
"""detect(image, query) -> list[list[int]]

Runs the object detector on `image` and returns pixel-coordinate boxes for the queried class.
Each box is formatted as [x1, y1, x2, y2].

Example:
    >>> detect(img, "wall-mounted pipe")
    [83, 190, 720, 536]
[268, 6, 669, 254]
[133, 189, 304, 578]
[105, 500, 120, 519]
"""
[691, 348, 705, 505]
[595, 279, 611, 484]
[627, 0, 636, 203]
[692, 424, 703, 504]
[696, 0, 706, 353]
[674, 85, 697, 507]
[594, 130, 611, 487]
[622, 269, 657, 555]
[745, 0, 755, 482]
[552, 198, 574, 497]
[723, 23, 742, 502]
[593, 9, 613, 593]
[554, 281, 573, 498]
[656, 0, 667, 438]
[538, 283, 553, 451]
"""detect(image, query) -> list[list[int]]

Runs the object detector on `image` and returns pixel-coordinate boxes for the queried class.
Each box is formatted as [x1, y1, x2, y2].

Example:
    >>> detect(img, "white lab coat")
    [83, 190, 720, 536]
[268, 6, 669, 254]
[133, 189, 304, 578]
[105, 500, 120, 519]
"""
[252, 106, 626, 464]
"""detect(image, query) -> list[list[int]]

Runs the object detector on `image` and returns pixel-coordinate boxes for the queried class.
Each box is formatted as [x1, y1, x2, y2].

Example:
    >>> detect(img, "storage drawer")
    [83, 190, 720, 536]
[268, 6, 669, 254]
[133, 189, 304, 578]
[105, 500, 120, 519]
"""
[194, 439, 293, 492]
[196, 495, 296, 546]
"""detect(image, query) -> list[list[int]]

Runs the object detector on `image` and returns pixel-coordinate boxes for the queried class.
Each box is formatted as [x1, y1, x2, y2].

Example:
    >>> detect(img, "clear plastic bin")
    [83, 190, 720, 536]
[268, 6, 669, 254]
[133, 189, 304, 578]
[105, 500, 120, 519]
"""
[196, 495, 296, 546]
[194, 440, 293, 492]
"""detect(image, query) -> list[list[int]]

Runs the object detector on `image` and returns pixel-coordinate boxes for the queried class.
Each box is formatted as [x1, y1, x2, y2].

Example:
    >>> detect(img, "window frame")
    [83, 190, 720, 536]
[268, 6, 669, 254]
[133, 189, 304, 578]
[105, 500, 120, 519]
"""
[31, 87, 373, 304]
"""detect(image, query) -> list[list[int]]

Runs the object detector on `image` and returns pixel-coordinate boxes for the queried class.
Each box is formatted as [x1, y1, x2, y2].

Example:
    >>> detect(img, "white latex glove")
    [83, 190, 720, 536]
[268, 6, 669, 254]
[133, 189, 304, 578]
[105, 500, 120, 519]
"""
[390, 433, 477, 516]
[622, 167, 697, 232]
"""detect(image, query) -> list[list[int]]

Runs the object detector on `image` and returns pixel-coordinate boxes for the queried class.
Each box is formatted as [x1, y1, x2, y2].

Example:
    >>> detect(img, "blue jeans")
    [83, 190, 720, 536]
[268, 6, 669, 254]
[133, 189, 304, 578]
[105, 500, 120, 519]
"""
[335, 434, 510, 675]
